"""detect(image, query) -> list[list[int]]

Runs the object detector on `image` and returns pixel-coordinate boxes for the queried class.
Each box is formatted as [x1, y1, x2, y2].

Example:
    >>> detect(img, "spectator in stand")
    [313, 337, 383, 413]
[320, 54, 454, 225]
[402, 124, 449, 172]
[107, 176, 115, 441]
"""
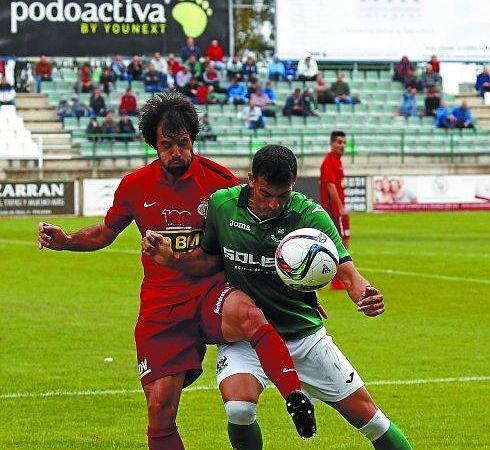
[78, 62, 93, 93]
[428, 55, 440, 73]
[283, 88, 305, 117]
[117, 112, 136, 141]
[202, 62, 226, 93]
[151, 52, 169, 89]
[198, 112, 217, 141]
[393, 56, 414, 83]
[424, 87, 441, 117]
[284, 61, 296, 85]
[226, 55, 243, 81]
[89, 87, 107, 117]
[315, 73, 334, 105]
[227, 77, 247, 105]
[301, 87, 319, 116]
[421, 64, 442, 92]
[71, 96, 87, 120]
[250, 85, 276, 118]
[435, 99, 454, 128]
[205, 39, 225, 70]
[183, 76, 200, 103]
[56, 97, 72, 122]
[181, 37, 201, 63]
[101, 111, 119, 140]
[263, 81, 277, 104]
[86, 117, 102, 141]
[403, 67, 422, 91]
[296, 53, 318, 82]
[0, 75, 16, 105]
[242, 56, 258, 82]
[268, 57, 286, 82]
[167, 53, 182, 85]
[186, 54, 202, 80]
[99, 66, 115, 95]
[399, 87, 418, 118]
[452, 100, 475, 129]
[111, 54, 128, 81]
[331, 73, 352, 105]
[0, 59, 5, 78]
[243, 98, 264, 130]
[127, 55, 144, 82]
[175, 66, 192, 93]
[119, 87, 138, 116]
[475, 66, 490, 98]
[246, 80, 259, 99]
[143, 63, 162, 94]
[34, 55, 53, 93]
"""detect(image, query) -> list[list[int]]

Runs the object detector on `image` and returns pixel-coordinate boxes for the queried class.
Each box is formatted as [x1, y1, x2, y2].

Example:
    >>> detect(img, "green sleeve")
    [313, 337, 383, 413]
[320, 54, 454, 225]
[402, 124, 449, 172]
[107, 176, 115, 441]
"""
[200, 193, 220, 255]
[304, 206, 351, 263]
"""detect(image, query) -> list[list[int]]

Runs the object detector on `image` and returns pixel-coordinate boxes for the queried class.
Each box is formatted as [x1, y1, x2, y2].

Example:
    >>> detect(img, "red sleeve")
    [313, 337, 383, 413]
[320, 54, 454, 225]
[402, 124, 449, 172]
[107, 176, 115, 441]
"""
[321, 156, 336, 184]
[104, 177, 133, 234]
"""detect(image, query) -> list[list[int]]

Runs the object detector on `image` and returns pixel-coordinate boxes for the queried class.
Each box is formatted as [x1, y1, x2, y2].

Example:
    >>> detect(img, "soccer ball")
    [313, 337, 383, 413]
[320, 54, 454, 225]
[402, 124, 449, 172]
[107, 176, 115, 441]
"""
[275, 228, 339, 292]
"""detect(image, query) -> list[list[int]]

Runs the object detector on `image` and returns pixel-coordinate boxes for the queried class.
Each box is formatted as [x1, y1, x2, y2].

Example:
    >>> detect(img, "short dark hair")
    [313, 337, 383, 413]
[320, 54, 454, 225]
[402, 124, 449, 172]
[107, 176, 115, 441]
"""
[139, 91, 199, 149]
[330, 130, 346, 143]
[252, 145, 297, 185]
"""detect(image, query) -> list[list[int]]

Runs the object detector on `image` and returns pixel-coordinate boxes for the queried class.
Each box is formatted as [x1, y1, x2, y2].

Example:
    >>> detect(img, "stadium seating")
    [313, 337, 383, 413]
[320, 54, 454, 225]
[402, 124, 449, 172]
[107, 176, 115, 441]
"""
[0, 105, 40, 160]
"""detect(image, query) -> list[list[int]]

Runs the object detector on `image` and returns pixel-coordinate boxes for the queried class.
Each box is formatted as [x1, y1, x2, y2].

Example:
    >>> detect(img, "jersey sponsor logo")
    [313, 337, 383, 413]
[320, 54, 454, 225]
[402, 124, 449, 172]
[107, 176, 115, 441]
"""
[156, 229, 202, 252]
[229, 220, 251, 231]
[282, 368, 297, 374]
[197, 199, 209, 217]
[143, 201, 157, 208]
[138, 358, 151, 378]
[223, 247, 275, 268]
[216, 356, 228, 375]
[162, 209, 191, 227]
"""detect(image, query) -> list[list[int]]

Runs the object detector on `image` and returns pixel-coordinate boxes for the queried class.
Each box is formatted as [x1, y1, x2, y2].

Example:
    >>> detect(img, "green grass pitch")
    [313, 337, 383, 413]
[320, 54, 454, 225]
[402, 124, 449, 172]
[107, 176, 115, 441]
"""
[0, 212, 489, 449]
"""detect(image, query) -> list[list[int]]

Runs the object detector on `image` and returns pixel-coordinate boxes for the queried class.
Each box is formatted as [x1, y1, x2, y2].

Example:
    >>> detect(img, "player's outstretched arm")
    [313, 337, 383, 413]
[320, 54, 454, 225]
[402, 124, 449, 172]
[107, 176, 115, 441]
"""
[142, 230, 221, 276]
[337, 261, 385, 317]
[38, 222, 118, 251]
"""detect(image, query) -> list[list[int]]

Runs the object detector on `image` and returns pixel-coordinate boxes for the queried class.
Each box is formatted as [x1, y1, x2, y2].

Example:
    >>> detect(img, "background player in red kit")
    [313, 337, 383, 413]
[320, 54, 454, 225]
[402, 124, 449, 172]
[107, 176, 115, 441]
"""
[320, 130, 350, 290]
[37, 92, 315, 449]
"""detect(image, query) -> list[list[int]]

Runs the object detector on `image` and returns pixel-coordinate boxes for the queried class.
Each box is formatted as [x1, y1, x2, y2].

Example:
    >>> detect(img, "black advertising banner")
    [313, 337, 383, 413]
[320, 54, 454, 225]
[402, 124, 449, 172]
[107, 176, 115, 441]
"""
[0, 181, 76, 215]
[0, 0, 229, 56]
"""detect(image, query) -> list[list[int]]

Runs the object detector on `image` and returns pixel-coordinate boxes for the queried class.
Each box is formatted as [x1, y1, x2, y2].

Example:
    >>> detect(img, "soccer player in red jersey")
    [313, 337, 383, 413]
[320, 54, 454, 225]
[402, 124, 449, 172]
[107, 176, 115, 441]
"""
[38, 92, 315, 449]
[320, 130, 350, 290]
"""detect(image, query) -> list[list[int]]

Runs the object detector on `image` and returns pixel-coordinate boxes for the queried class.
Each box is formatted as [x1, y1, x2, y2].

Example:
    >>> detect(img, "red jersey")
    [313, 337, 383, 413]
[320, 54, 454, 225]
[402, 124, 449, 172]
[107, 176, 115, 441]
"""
[104, 156, 239, 315]
[320, 151, 345, 217]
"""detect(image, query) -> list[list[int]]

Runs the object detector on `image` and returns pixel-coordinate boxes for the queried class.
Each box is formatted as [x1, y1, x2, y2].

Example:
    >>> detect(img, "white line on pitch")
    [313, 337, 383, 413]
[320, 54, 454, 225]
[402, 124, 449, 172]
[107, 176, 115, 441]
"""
[357, 267, 490, 285]
[1, 376, 488, 400]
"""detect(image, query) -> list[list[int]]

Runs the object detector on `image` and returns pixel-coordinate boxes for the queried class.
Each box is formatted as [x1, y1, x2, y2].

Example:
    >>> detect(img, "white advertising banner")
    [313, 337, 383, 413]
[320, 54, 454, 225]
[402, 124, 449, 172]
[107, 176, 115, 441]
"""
[83, 178, 121, 217]
[373, 175, 490, 211]
[276, 0, 490, 61]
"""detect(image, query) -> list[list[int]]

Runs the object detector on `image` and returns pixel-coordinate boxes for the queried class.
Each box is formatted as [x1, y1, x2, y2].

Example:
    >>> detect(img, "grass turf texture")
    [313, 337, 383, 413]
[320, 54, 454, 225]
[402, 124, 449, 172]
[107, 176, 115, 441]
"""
[0, 212, 489, 449]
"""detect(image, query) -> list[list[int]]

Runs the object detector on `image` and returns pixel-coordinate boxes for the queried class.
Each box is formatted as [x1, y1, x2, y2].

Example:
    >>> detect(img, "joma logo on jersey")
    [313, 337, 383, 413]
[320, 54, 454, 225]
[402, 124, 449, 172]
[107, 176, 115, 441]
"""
[229, 220, 251, 231]
[138, 358, 151, 378]
[223, 247, 275, 267]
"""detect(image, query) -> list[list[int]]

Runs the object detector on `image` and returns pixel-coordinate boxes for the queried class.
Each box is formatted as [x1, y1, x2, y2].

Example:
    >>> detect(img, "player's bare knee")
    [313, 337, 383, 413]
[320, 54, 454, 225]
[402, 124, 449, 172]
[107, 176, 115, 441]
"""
[147, 394, 178, 425]
[224, 401, 257, 425]
[240, 306, 267, 339]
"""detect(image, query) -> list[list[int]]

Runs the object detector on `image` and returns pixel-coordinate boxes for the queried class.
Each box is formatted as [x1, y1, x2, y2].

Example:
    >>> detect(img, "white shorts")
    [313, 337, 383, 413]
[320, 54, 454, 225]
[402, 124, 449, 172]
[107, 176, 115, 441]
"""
[216, 327, 364, 403]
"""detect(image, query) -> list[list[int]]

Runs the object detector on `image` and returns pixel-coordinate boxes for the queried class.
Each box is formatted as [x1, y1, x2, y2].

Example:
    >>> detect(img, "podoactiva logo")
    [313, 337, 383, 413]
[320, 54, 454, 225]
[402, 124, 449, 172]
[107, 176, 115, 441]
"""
[10, 0, 214, 37]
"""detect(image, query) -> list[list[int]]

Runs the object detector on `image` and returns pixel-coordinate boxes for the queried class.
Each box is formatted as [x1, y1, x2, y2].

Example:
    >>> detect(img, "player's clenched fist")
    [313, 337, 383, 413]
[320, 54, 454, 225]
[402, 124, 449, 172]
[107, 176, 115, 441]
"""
[356, 286, 385, 317]
[142, 230, 174, 265]
[38, 222, 69, 251]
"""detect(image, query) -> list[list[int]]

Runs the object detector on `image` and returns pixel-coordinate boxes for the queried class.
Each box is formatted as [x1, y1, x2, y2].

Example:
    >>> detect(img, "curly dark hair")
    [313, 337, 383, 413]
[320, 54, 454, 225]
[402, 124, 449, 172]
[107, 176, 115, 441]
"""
[139, 91, 200, 149]
[252, 145, 297, 185]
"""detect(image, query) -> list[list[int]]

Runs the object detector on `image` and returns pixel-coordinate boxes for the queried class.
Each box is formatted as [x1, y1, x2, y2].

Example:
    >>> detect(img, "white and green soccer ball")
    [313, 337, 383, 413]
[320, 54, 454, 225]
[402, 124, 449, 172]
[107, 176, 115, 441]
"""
[275, 228, 339, 292]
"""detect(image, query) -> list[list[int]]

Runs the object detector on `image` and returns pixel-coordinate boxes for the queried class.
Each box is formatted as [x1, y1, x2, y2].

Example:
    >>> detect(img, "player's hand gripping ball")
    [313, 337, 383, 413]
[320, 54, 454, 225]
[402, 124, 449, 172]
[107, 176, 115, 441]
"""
[275, 228, 339, 292]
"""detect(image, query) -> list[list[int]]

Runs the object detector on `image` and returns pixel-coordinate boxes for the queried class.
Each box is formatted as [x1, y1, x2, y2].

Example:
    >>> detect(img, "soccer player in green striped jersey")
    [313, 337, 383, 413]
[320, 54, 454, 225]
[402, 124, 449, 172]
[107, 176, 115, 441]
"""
[143, 145, 412, 450]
